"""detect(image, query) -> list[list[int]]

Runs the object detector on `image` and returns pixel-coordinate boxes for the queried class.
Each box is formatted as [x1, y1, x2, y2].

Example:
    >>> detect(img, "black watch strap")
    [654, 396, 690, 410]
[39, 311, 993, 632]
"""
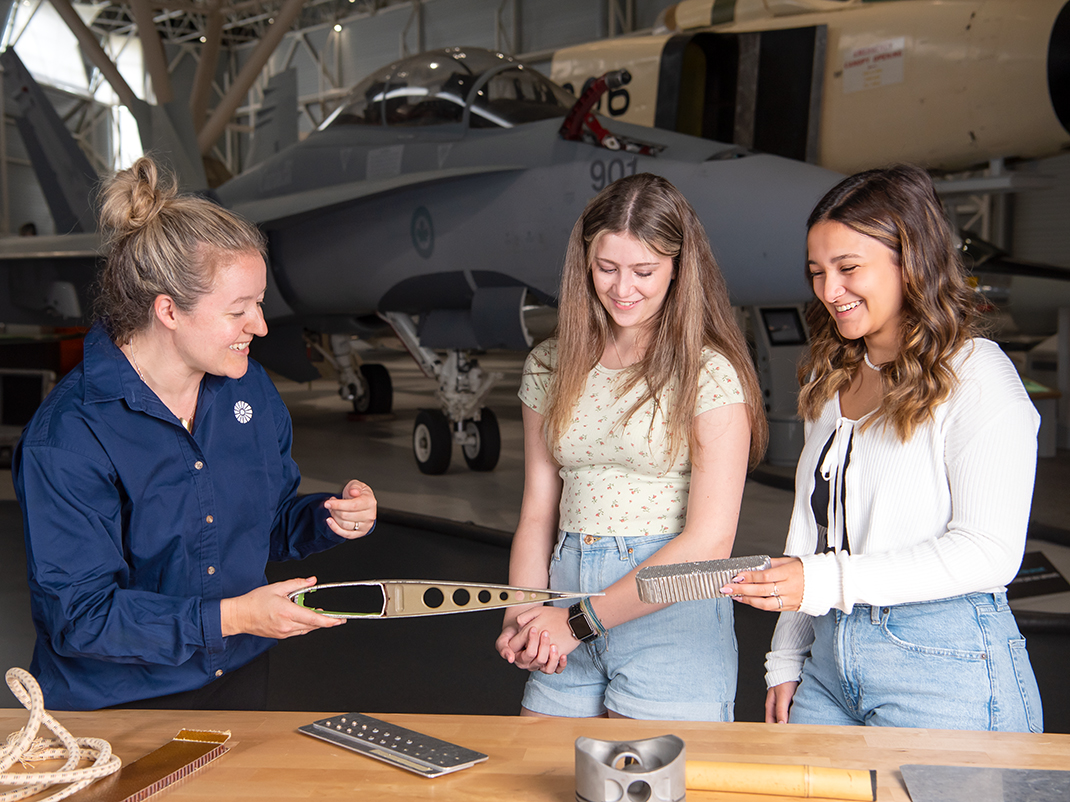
[567, 602, 598, 643]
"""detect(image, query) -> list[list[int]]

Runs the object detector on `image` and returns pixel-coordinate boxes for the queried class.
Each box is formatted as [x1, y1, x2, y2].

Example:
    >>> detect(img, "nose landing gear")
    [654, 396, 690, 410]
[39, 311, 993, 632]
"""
[412, 406, 501, 475]
[413, 409, 453, 474]
[382, 312, 504, 474]
[461, 408, 500, 472]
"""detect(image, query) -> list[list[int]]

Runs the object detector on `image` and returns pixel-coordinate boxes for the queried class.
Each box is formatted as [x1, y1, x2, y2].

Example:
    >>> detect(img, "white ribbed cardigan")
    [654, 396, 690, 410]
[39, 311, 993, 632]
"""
[765, 338, 1040, 688]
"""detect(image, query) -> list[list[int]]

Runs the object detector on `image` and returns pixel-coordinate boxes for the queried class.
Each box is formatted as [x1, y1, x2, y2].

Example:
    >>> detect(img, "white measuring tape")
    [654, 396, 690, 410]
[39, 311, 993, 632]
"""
[0, 667, 121, 802]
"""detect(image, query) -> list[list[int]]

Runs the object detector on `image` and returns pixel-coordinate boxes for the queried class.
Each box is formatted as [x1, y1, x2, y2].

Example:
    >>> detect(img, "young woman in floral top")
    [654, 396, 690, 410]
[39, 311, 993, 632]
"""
[495, 173, 767, 720]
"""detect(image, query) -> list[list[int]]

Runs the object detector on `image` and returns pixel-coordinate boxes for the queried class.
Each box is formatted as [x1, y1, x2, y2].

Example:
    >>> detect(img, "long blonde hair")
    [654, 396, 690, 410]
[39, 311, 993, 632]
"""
[538, 173, 767, 469]
[95, 156, 266, 345]
[799, 164, 978, 439]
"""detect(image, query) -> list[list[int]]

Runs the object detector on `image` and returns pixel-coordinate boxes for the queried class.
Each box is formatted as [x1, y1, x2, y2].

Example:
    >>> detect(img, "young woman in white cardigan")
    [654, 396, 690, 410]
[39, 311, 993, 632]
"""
[726, 164, 1043, 732]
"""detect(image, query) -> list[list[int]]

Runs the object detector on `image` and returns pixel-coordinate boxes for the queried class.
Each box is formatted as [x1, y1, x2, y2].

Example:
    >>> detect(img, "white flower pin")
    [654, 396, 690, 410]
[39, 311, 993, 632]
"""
[234, 400, 253, 424]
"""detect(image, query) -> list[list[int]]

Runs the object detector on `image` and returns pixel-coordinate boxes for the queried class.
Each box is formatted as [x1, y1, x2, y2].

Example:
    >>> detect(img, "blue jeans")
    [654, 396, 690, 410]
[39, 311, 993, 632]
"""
[522, 531, 737, 720]
[789, 593, 1043, 731]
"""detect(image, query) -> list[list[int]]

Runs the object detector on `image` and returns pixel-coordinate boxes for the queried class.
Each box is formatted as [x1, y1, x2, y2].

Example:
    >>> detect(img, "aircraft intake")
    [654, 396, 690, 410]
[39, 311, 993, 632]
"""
[1049, 1, 1070, 135]
[418, 286, 533, 352]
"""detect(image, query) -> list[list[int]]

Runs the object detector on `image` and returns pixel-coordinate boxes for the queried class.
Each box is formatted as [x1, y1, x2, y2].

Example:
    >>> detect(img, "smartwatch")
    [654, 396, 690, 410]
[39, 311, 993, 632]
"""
[567, 602, 599, 643]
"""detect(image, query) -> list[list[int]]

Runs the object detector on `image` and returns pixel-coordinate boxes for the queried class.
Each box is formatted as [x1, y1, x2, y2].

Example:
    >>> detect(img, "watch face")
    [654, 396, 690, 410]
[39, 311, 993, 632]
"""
[568, 606, 597, 642]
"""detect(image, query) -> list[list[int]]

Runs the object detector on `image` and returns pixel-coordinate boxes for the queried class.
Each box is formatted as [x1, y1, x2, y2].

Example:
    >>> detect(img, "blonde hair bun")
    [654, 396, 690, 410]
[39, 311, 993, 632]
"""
[99, 157, 178, 238]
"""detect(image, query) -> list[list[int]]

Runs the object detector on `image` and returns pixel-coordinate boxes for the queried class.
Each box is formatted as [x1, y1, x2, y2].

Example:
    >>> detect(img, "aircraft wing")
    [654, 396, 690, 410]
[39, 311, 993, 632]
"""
[962, 234, 1070, 282]
[971, 255, 1070, 283]
[227, 164, 526, 226]
[0, 233, 101, 325]
[0, 233, 101, 259]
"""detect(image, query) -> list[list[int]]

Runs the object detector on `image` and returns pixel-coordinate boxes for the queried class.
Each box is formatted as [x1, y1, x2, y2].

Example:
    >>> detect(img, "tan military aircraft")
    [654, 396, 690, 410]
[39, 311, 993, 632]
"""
[551, 0, 1070, 173]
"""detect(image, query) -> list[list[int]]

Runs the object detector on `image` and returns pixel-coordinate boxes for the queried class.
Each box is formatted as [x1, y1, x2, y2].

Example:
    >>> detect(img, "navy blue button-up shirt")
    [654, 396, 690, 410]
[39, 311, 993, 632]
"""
[13, 322, 347, 710]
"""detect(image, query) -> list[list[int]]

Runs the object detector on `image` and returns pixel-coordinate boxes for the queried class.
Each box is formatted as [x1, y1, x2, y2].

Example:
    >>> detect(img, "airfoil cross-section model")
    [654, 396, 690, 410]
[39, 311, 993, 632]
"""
[288, 580, 601, 619]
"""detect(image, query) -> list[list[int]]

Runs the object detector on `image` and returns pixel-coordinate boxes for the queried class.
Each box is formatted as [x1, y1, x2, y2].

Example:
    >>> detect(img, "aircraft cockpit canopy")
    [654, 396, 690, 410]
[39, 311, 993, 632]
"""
[326, 47, 576, 130]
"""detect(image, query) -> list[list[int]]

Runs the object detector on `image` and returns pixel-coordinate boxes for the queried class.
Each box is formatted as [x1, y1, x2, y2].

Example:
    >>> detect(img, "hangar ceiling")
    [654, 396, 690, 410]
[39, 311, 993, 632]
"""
[0, 0, 641, 232]
[3, 0, 640, 166]
[60, 0, 411, 46]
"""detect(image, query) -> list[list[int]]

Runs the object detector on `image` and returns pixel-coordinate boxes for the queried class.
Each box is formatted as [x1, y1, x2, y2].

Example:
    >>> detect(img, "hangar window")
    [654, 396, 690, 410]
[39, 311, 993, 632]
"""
[2, 0, 144, 168]
[328, 48, 575, 130]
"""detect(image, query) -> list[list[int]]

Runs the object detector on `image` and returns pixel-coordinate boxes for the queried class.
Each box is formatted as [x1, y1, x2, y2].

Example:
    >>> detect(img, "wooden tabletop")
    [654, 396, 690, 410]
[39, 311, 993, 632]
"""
[3, 709, 1068, 801]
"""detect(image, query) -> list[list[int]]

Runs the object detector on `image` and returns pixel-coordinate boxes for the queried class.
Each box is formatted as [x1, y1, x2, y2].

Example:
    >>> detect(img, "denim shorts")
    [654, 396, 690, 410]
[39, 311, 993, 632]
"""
[789, 592, 1043, 732]
[522, 531, 737, 720]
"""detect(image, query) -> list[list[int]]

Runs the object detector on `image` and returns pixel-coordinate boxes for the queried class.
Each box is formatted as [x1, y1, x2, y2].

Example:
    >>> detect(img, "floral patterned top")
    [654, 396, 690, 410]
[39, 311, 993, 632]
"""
[519, 339, 744, 537]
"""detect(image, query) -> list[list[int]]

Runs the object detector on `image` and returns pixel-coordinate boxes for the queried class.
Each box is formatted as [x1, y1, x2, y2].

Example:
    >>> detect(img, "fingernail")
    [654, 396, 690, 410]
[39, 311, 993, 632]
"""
[732, 574, 745, 583]
[720, 586, 733, 595]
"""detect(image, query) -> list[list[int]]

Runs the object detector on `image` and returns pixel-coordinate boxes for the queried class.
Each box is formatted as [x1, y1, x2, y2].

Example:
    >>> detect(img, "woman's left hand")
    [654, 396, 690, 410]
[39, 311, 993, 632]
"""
[720, 556, 804, 612]
[324, 480, 377, 539]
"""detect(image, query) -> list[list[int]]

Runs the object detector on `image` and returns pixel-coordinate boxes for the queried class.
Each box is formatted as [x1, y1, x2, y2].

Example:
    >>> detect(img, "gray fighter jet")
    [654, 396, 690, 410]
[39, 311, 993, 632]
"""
[1, 46, 843, 473]
[214, 47, 843, 472]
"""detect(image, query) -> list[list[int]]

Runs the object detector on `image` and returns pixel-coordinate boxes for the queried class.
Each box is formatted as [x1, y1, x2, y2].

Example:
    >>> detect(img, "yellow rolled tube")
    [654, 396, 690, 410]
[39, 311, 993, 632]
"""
[686, 761, 876, 801]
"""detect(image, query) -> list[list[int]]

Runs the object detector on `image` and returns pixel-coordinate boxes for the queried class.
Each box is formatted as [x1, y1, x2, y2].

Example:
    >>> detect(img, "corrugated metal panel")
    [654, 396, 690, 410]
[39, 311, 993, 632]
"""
[337, 7, 414, 84]
[422, 2, 497, 50]
[1013, 153, 1070, 270]
[6, 165, 54, 235]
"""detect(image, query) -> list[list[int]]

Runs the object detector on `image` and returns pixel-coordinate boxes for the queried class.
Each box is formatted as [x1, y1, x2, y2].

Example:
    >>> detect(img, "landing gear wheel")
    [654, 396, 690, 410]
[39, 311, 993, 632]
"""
[413, 409, 452, 474]
[353, 363, 393, 414]
[461, 408, 500, 472]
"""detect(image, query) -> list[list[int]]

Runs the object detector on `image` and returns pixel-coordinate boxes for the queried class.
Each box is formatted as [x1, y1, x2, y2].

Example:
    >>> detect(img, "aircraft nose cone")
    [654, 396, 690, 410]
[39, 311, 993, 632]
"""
[1048, 1, 1070, 134]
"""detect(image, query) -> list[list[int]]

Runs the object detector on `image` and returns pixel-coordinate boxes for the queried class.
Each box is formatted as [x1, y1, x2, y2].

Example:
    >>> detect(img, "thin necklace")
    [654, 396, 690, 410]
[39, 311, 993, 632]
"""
[127, 341, 195, 433]
[610, 334, 637, 368]
[863, 351, 883, 371]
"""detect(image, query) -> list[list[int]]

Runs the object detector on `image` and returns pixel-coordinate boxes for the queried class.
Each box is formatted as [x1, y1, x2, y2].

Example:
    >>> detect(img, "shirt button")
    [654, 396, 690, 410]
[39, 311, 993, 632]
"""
[215, 669, 223, 678]
[194, 461, 204, 470]
[206, 515, 214, 524]
[207, 566, 216, 575]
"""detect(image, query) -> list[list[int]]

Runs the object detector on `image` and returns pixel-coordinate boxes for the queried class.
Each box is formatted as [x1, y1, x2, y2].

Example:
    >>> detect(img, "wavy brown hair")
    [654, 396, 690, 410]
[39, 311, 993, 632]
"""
[799, 164, 978, 440]
[537, 173, 767, 469]
[95, 156, 266, 345]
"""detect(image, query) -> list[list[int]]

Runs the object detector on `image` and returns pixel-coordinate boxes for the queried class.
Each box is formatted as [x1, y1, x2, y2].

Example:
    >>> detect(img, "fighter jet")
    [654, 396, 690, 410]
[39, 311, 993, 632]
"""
[214, 46, 844, 472]
[0, 46, 843, 473]
[550, 0, 1070, 174]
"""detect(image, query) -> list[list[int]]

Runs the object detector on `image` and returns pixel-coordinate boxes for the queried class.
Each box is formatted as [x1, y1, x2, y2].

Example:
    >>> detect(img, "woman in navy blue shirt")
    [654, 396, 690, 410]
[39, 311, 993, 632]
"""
[14, 157, 377, 710]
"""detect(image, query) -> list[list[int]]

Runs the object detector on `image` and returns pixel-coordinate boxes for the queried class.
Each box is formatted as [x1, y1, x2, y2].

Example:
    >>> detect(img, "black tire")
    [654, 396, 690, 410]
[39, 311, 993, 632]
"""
[461, 408, 501, 472]
[413, 409, 452, 474]
[353, 363, 393, 414]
